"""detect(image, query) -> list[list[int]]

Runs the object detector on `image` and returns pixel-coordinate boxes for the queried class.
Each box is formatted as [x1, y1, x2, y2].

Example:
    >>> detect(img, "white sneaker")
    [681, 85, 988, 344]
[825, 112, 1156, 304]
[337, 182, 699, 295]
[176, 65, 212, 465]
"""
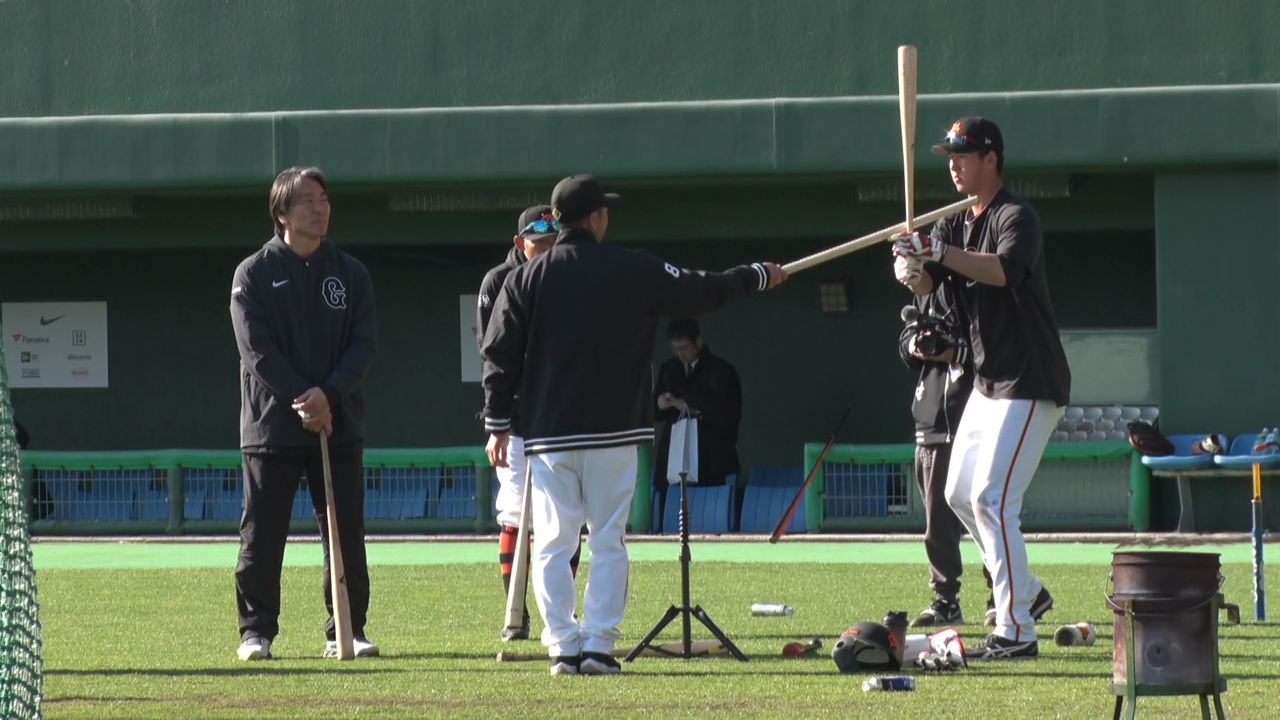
[324, 637, 380, 658]
[237, 636, 271, 661]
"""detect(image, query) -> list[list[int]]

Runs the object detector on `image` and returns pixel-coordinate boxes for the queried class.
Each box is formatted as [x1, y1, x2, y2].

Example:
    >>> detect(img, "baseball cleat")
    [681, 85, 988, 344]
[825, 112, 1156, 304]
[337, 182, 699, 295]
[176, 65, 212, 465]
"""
[985, 594, 996, 626]
[501, 625, 531, 642]
[911, 597, 964, 627]
[549, 655, 581, 676]
[969, 633, 1038, 661]
[1030, 586, 1054, 621]
[579, 652, 622, 675]
[237, 635, 271, 661]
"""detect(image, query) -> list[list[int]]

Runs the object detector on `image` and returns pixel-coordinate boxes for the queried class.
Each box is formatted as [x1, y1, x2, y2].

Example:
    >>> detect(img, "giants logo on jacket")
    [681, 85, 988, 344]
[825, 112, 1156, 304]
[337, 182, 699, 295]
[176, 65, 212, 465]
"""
[322, 277, 347, 309]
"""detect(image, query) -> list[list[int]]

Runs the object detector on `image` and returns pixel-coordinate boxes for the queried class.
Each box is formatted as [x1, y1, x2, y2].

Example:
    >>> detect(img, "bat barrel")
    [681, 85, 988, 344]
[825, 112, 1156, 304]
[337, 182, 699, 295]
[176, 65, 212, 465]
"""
[781, 197, 977, 274]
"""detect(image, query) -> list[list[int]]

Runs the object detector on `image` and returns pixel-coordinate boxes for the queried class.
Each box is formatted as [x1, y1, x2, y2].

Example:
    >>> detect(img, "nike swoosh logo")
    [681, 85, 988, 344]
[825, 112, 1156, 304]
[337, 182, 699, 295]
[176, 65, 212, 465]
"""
[39, 315, 66, 326]
[272, 279, 290, 288]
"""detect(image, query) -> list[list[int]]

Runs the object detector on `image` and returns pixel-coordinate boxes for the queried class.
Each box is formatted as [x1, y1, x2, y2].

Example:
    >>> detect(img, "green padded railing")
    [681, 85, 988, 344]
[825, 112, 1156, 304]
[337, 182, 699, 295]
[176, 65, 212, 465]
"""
[21, 447, 492, 536]
[805, 441, 1149, 533]
[20, 446, 657, 536]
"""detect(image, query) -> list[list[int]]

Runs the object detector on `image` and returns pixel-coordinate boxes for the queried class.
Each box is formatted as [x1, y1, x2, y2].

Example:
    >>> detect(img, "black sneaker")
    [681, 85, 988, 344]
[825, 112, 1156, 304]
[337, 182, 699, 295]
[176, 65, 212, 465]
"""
[549, 655, 581, 676]
[911, 597, 964, 627]
[579, 652, 622, 675]
[969, 633, 1038, 661]
[501, 614, 531, 642]
[501, 626, 530, 642]
[1030, 586, 1054, 621]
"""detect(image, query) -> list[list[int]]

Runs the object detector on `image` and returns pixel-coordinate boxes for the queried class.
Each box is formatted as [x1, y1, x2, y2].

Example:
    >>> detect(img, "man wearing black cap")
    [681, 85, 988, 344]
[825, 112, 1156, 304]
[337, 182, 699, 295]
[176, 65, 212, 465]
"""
[481, 174, 785, 675]
[475, 205, 580, 642]
[893, 118, 1070, 660]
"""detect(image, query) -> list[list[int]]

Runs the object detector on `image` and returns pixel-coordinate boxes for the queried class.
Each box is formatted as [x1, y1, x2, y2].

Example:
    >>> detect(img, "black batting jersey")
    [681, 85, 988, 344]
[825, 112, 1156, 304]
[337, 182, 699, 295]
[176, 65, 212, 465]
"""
[927, 187, 1070, 407]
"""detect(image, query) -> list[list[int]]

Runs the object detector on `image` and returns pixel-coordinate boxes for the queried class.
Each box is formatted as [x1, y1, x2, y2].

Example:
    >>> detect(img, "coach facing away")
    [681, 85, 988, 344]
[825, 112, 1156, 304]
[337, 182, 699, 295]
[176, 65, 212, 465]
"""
[229, 166, 378, 662]
[481, 174, 786, 676]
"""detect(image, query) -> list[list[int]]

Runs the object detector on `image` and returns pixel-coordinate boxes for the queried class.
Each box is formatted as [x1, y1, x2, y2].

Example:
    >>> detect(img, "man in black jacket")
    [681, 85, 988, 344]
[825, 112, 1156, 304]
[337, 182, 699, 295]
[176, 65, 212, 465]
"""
[481, 174, 785, 676]
[476, 204, 580, 642]
[653, 318, 742, 514]
[229, 166, 378, 661]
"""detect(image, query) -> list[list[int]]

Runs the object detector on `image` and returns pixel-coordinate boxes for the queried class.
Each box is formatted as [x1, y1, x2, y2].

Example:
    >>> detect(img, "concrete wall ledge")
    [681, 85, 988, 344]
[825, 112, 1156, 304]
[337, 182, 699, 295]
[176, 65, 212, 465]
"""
[1, 84, 1276, 193]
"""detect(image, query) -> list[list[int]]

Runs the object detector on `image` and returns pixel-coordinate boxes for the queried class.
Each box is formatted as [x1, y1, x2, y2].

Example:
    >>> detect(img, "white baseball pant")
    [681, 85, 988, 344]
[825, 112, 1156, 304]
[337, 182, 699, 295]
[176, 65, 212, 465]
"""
[945, 392, 1062, 642]
[494, 435, 527, 528]
[529, 445, 637, 657]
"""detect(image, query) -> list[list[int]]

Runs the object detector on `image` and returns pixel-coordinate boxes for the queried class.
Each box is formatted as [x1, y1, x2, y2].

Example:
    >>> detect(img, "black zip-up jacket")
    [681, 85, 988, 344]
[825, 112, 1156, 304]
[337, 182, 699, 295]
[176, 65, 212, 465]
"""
[481, 227, 770, 455]
[898, 278, 973, 446]
[475, 246, 524, 349]
[476, 246, 526, 429]
[230, 235, 377, 452]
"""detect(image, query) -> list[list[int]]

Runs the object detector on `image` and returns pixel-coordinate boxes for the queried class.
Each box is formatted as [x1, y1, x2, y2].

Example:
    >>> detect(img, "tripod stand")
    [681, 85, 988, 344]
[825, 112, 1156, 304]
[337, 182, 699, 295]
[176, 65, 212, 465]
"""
[625, 415, 747, 662]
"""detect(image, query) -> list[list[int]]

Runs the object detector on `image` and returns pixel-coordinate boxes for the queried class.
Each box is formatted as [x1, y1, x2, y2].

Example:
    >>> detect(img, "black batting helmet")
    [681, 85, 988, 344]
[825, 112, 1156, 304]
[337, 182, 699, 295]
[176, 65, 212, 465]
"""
[831, 622, 901, 673]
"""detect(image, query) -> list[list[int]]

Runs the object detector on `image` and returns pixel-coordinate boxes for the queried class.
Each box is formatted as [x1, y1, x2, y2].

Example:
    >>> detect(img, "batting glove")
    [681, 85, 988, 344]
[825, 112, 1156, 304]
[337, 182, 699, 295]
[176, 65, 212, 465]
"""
[894, 254, 923, 285]
[892, 231, 948, 263]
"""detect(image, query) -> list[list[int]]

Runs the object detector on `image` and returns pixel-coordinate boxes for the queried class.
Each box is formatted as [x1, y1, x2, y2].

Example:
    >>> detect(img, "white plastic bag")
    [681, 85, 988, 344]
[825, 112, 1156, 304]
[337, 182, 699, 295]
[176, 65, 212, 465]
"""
[666, 412, 699, 484]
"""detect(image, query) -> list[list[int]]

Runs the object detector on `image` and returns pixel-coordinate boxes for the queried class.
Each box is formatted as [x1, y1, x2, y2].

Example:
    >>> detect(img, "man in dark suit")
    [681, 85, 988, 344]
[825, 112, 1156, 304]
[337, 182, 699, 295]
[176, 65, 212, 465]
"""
[653, 319, 742, 503]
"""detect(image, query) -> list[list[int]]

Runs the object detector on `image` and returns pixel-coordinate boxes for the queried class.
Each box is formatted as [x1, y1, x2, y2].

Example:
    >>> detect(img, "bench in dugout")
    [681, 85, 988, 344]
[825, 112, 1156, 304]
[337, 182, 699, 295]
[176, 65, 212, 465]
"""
[1144, 433, 1280, 532]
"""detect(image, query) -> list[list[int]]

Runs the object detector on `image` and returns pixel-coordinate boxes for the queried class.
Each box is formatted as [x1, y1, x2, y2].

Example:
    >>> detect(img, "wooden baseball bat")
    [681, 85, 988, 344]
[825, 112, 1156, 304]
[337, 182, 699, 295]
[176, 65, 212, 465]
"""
[780, 197, 977, 275]
[1253, 462, 1266, 621]
[898, 45, 918, 233]
[320, 432, 355, 660]
[503, 461, 535, 632]
[769, 406, 852, 543]
[496, 639, 726, 663]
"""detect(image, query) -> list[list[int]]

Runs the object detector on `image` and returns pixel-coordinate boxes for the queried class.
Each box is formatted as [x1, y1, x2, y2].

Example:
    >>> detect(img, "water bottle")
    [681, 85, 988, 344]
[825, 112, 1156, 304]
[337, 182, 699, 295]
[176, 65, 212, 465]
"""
[862, 676, 916, 692]
[751, 603, 794, 616]
[1053, 622, 1098, 647]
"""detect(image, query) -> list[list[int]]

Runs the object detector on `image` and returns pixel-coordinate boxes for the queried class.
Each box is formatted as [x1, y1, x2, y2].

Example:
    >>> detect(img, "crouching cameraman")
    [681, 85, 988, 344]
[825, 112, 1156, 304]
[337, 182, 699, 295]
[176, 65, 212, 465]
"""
[895, 255, 989, 628]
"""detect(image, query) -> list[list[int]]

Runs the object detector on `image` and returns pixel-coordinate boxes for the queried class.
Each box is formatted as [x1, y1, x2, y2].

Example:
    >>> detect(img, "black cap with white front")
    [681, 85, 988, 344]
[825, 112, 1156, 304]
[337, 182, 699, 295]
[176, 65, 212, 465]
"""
[931, 117, 1004, 155]
[551, 174, 622, 223]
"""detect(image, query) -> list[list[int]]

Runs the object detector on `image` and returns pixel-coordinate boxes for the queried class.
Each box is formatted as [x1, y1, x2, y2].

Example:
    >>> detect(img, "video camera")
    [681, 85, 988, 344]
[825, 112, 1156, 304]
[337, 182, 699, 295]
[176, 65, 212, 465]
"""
[901, 306, 957, 358]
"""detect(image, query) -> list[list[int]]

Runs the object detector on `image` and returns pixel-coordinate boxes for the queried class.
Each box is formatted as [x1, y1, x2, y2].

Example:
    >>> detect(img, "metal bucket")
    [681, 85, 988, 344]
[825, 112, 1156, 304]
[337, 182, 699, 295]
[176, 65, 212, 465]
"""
[1108, 551, 1221, 688]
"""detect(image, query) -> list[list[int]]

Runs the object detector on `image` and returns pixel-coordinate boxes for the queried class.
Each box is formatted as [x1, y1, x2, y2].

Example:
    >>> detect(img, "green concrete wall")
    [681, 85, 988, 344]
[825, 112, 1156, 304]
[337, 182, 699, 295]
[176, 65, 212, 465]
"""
[1155, 170, 1280, 431]
[1151, 170, 1280, 529]
[3, 0, 1278, 116]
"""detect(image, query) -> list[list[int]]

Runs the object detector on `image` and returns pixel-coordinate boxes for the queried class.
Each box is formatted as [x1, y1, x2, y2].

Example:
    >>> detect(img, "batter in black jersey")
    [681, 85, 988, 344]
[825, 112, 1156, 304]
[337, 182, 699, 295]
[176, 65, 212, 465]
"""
[894, 117, 1070, 661]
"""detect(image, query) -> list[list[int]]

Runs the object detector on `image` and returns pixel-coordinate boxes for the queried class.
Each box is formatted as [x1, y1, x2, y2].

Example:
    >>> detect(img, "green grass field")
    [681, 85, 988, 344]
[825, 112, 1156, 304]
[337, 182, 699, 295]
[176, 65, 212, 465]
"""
[33, 540, 1280, 719]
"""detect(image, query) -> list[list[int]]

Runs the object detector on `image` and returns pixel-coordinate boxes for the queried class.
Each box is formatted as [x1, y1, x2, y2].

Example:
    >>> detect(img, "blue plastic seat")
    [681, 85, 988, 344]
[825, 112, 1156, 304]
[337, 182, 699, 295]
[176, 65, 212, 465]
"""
[1214, 434, 1280, 470]
[437, 471, 478, 520]
[662, 481, 736, 534]
[1143, 432, 1230, 533]
[43, 472, 88, 521]
[139, 489, 171, 521]
[1140, 434, 1218, 472]
[293, 481, 315, 520]
[739, 484, 805, 533]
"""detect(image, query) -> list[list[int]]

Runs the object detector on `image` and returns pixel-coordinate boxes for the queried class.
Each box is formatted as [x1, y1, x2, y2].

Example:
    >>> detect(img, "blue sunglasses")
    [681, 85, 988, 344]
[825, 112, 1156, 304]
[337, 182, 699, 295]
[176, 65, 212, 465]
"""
[520, 219, 560, 236]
